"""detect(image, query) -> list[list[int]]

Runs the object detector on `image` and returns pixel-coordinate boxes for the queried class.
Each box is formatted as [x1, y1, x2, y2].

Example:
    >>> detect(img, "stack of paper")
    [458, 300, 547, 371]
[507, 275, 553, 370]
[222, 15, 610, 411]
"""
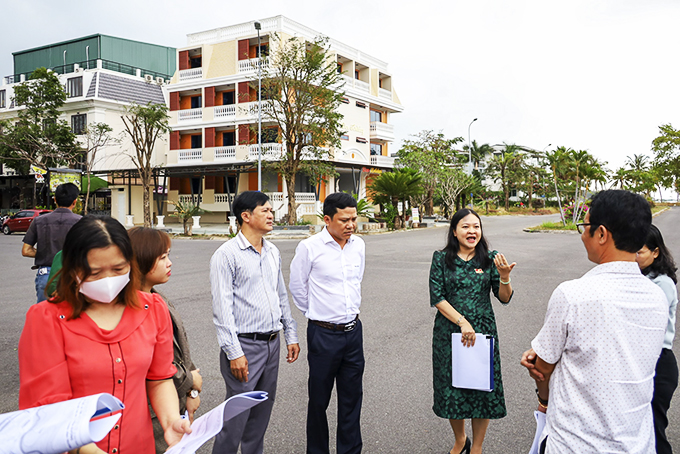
[451, 333, 494, 392]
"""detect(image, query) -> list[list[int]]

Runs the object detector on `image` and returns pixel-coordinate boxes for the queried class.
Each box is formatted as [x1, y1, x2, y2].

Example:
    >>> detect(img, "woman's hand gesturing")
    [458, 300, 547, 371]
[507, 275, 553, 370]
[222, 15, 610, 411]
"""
[493, 253, 516, 281]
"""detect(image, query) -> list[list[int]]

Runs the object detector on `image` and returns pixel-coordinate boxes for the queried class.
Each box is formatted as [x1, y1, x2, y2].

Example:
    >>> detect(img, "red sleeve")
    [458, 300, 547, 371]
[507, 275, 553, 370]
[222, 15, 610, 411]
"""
[146, 292, 177, 380]
[18, 303, 72, 409]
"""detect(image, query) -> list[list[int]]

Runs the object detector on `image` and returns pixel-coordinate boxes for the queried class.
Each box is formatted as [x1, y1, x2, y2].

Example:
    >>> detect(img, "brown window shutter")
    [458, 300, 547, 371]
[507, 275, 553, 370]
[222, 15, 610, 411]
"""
[169, 92, 179, 111]
[238, 82, 250, 103]
[205, 87, 215, 107]
[179, 51, 190, 71]
[238, 124, 251, 145]
[238, 39, 249, 61]
[169, 177, 180, 191]
[205, 128, 215, 148]
[170, 131, 180, 150]
[204, 176, 216, 190]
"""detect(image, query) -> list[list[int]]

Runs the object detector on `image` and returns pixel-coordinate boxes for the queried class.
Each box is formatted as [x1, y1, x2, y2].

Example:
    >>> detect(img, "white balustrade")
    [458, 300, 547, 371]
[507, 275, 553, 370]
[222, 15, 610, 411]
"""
[370, 155, 396, 168]
[249, 143, 283, 160]
[378, 88, 392, 101]
[354, 79, 370, 93]
[238, 58, 269, 73]
[178, 149, 203, 161]
[178, 194, 202, 204]
[178, 68, 203, 81]
[178, 108, 202, 122]
[369, 121, 395, 141]
[296, 193, 317, 203]
[214, 194, 235, 203]
[266, 192, 285, 203]
[215, 146, 236, 160]
[214, 105, 236, 118]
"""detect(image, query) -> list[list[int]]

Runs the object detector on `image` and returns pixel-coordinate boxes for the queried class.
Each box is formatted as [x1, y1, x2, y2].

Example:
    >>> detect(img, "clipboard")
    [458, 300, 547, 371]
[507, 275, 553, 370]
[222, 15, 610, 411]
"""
[451, 333, 494, 392]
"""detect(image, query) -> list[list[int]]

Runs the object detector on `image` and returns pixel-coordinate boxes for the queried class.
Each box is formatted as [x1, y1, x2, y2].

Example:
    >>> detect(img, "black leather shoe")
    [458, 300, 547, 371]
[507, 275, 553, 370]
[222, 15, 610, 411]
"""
[459, 437, 471, 454]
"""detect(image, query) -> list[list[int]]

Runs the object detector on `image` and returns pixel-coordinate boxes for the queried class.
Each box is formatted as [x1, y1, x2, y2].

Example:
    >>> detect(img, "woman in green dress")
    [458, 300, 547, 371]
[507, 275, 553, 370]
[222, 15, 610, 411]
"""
[429, 209, 515, 454]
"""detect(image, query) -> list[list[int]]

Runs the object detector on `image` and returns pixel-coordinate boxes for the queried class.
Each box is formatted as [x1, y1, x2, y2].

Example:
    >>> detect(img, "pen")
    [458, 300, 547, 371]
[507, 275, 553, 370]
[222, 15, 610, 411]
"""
[180, 410, 189, 420]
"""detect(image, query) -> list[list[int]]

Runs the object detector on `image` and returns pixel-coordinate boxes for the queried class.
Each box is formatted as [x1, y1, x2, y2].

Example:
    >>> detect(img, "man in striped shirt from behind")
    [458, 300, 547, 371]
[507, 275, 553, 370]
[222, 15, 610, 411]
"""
[210, 191, 299, 454]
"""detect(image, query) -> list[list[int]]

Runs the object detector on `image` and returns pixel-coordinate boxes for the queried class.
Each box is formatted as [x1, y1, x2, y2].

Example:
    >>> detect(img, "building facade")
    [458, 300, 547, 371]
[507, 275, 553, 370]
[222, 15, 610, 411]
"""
[166, 15, 403, 222]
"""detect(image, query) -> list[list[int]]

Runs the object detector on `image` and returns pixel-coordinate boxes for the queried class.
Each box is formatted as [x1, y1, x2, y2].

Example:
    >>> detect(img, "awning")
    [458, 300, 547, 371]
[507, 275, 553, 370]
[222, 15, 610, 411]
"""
[80, 176, 109, 194]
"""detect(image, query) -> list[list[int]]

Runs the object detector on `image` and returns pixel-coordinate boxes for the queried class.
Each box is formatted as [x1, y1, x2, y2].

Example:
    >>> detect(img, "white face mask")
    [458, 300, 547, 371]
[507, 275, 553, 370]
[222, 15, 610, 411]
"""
[79, 272, 130, 304]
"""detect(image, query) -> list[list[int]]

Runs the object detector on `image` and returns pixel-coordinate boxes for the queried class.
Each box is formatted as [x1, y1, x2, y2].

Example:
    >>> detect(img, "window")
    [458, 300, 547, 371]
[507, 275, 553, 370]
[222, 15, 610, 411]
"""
[256, 43, 269, 57]
[190, 96, 202, 109]
[370, 110, 382, 123]
[0, 90, 5, 108]
[378, 79, 383, 88]
[222, 91, 235, 105]
[340, 97, 349, 104]
[191, 135, 202, 149]
[190, 56, 202, 68]
[354, 70, 360, 80]
[262, 128, 278, 143]
[66, 77, 83, 97]
[337, 63, 343, 74]
[370, 143, 382, 156]
[341, 134, 349, 140]
[223, 131, 236, 146]
[71, 114, 87, 135]
[356, 101, 366, 109]
[356, 137, 367, 144]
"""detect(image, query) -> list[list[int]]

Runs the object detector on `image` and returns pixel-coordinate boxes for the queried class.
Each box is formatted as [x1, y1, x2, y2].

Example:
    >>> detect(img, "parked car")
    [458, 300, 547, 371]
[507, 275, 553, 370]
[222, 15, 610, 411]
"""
[2, 209, 52, 235]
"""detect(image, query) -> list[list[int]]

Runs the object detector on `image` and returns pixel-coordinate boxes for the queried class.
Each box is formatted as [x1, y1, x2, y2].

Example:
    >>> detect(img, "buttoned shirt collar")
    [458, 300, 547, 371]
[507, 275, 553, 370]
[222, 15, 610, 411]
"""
[235, 230, 270, 254]
[320, 226, 355, 247]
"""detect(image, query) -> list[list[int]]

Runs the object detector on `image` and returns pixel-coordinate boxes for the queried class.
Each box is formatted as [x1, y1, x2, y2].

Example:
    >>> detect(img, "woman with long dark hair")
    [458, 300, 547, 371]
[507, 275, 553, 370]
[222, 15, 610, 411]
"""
[18, 216, 190, 454]
[636, 224, 678, 454]
[429, 209, 515, 454]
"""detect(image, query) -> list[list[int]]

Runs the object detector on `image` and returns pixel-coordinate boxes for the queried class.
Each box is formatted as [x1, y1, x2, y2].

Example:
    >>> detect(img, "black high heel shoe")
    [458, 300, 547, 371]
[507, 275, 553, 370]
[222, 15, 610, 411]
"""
[459, 437, 471, 454]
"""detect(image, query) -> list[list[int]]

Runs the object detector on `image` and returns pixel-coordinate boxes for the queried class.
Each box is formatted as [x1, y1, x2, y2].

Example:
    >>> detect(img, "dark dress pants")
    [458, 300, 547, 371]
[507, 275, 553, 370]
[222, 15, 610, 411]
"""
[212, 336, 280, 454]
[307, 320, 365, 454]
[653, 348, 678, 454]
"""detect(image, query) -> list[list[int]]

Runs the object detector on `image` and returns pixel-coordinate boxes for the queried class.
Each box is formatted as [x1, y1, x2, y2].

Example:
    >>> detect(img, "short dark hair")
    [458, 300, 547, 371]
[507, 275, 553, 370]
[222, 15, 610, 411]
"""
[54, 182, 79, 207]
[52, 216, 140, 318]
[588, 190, 651, 253]
[128, 227, 172, 279]
[232, 191, 270, 225]
[323, 192, 357, 218]
[641, 224, 678, 284]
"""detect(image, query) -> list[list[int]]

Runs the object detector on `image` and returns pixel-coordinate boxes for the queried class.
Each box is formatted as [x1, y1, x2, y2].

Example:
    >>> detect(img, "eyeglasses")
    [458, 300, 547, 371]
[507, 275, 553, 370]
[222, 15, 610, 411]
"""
[576, 223, 609, 234]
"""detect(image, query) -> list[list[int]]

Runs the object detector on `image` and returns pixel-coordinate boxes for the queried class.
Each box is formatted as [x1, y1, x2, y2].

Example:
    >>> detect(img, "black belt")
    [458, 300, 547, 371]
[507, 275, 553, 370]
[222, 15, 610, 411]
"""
[238, 331, 278, 341]
[309, 316, 359, 332]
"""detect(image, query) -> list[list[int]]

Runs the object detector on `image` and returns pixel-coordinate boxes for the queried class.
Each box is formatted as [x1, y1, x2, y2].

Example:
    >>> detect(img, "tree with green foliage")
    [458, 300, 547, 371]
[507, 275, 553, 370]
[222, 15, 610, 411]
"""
[121, 102, 170, 228]
[257, 34, 345, 225]
[436, 167, 474, 217]
[368, 169, 423, 229]
[82, 123, 115, 215]
[462, 140, 494, 172]
[0, 67, 79, 175]
[651, 124, 680, 201]
[397, 130, 463, 216]
[485, 143, 527, 211]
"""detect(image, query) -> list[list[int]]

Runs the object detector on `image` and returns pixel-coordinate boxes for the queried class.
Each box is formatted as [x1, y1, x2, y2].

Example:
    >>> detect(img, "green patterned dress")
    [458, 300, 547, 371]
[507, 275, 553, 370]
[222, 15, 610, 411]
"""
[429, 249, 511, 420]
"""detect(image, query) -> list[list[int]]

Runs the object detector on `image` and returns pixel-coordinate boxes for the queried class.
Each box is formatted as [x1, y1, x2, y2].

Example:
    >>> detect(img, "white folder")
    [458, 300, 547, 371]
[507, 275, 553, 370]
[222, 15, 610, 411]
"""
[451, 333, 494, 392]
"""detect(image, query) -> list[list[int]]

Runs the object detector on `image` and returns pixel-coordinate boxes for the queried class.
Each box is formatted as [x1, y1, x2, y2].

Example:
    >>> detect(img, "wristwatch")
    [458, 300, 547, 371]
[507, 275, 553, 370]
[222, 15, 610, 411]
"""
[188, 389, 199, 399]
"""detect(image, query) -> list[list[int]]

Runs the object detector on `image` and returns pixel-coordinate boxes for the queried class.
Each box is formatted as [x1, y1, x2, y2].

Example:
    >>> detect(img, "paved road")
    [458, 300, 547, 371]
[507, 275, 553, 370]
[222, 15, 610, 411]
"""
[1, 210, 679, 453]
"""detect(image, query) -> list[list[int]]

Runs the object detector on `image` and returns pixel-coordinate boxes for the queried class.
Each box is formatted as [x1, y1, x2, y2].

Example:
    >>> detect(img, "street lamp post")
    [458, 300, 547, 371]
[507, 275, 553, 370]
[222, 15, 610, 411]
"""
[467, 118, 477, 175]
[255, 21, 262, 192]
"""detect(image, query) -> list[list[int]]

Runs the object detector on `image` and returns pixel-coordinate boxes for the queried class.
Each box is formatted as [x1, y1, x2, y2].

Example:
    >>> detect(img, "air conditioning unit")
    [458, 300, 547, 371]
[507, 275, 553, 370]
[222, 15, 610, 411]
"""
[144, 74, 154, 83]
[74, 67, 83, 73]
[156, 77, 164, 85]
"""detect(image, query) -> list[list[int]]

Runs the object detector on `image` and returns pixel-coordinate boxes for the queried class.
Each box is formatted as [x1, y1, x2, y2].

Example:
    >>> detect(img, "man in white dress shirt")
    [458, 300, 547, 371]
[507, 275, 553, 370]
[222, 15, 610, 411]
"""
[521, 190, 668, 454]
[289, 192, 365, 454]
[210, 191, 299, 454]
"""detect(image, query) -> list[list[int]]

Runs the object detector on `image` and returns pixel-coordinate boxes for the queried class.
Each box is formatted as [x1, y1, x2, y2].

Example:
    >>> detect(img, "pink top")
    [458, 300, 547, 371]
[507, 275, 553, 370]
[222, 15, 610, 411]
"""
[19, 291, 176, 454]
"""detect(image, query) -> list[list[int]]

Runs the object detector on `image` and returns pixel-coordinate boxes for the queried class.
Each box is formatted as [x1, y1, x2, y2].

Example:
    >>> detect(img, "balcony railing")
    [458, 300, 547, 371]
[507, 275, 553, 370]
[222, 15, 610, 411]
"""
[369, 121, 395, 141]
[378, 88, 392, 101]
[178, 108, 203, 122]
[354, 79, 370, 93]
[238, 58, 269, 73]
[179, 68, 203, 81]
[370, 155, 396, 168]
[214, 194, 235, 204]
[214, 105, 236, 118]
[215, 146, 237, 160]
[178, 194, 202, 204]
[178, 149, 203, 161]
[249, 143, 283, 160]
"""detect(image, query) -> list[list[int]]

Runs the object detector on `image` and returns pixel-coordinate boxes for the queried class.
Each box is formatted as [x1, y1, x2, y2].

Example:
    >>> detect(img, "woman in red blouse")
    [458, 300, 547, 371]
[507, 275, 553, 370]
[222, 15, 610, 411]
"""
[18, 216, 191, 454]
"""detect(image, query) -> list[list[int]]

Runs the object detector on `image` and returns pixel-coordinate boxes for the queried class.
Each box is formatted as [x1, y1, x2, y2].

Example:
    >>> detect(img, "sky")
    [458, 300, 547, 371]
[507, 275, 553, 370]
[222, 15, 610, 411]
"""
[2, 0, 680, 174]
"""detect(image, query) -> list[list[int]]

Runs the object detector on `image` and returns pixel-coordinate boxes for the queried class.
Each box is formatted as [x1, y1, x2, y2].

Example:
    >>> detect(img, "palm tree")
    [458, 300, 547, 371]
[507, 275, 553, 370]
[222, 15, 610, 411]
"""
[545, 146, 572, 225]
[462, 140, 494, 171]
[486, 143, 527, 211]
[368, 169, 423, 229]
[611, 167, 630, 189]
[624, 154, 651, 194]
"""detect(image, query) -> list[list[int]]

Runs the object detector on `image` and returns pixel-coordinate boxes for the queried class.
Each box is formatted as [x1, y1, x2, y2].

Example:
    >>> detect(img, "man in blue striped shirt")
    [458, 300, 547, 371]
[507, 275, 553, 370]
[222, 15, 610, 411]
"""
[210, 191, 299, 454]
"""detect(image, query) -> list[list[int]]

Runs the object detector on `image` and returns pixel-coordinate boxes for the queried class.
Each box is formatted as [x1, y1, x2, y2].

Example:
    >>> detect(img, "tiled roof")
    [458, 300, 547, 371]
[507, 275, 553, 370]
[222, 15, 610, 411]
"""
[86, 72, 97, 97]
[90, 72, 165, 105]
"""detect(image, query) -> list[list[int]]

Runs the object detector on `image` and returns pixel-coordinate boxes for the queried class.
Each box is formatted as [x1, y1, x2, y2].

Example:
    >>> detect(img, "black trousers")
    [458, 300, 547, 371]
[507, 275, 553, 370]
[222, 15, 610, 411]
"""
[306, 320, 365, 454]
[653, 348, 678, 454]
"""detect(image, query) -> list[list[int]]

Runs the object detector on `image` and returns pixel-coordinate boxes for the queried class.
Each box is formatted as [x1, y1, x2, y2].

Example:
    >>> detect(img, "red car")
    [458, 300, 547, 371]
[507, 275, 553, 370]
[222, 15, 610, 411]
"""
[2, 209, 52, 235]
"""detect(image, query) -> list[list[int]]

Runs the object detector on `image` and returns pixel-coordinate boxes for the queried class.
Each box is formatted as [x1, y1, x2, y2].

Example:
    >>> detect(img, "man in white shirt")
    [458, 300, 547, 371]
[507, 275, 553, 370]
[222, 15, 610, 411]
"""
[210, 191, 299, 454]
[521, 190, 668, 454]
[289, 192, 366, 454]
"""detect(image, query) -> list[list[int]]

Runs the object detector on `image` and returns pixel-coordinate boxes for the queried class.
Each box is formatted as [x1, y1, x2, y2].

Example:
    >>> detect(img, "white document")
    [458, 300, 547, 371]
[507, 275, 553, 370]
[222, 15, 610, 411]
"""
[166, 391, 268, 454]
[451, 333, 494, 392]
[0, 393, 124, 454]
[528, 410, 547, 454]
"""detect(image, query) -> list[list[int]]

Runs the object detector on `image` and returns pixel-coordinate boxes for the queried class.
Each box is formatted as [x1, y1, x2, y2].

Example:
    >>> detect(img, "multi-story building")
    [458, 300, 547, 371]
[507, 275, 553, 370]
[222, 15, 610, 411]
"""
[166, 15, 403, 222]
[0, 34, 174, 224]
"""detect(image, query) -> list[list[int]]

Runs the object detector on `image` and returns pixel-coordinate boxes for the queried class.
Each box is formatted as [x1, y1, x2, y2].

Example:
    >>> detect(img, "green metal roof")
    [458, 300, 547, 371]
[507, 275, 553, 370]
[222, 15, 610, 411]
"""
[12, 34, 176, 79]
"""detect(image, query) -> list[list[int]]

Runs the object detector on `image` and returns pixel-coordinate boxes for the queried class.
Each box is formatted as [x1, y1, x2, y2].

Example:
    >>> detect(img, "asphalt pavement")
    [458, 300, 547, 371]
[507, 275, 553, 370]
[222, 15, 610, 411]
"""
[1, 209, 678, 453]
